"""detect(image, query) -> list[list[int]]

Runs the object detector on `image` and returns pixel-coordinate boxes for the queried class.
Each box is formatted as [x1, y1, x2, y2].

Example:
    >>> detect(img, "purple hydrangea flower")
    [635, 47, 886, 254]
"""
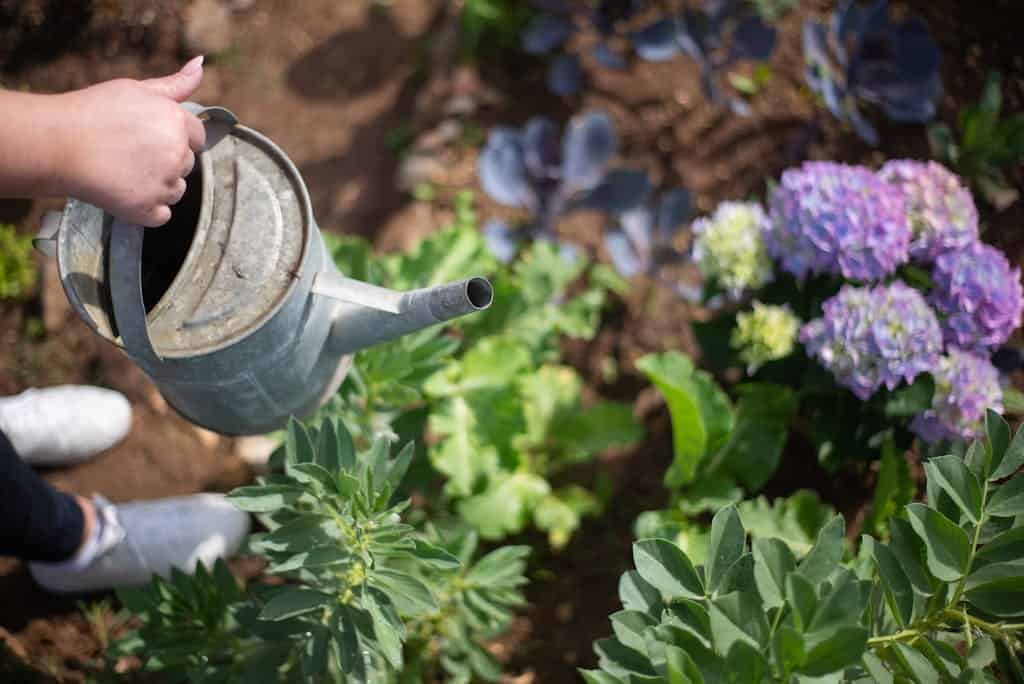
[801, 282, 943, 400]
[930, 242, 1024, 351]
[911, 348, 1003, 444]
[766, 162, 911, 281]
[878, 160, 978, 261]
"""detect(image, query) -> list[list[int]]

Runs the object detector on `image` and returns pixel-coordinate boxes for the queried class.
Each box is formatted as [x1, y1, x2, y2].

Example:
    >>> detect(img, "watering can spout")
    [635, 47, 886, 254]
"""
[311, 269, 494, 356]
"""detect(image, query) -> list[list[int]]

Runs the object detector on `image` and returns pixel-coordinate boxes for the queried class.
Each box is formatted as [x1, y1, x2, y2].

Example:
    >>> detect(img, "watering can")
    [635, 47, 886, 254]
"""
[33, 104, 493, 436]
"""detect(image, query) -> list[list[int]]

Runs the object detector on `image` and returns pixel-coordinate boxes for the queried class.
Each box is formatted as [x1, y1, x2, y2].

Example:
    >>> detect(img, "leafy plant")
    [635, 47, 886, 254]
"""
[603, 189, 694, 286]
[479, 110, 650, 261]
[585, 410, 1024, 682]
[803, 0, 942, 145]
[631, 0, 776, 114]
[324, 217, 641, 546]
[0, 223, 35, 300]
[929, 71, 1024, 210]
[637, 351, 796, 496]
[112, 417, 530, 683]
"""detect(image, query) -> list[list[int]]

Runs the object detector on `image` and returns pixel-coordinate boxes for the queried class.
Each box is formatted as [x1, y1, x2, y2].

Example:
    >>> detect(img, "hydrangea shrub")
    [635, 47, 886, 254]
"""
[692, 201, 773, 298]
[930, 242, 1024, 351]
[731, 302, 799, 373]
[765, 162, 910, 281]
[801, 282, 943, 401]
[911, 349, 1003, 444]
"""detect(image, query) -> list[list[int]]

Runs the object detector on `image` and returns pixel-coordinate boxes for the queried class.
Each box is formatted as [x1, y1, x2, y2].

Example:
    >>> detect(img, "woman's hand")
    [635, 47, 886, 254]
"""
[0, 57, 207, 227]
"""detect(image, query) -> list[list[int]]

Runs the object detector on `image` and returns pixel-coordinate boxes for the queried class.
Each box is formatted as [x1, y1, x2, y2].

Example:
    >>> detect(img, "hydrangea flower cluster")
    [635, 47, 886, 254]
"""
[731, 302, 800, 372]
[930, 242, 1024, 351]
[765, 162, 911, 281]
[878, 160, 979, 261]
[800, 282, 943, 400]
[691, 201, 773, 298]
[910, 349, 1003, 443]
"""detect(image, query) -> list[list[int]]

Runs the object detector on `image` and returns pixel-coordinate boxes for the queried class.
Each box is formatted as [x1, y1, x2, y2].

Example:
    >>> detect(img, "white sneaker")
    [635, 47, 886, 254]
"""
[29, 493, 251, 594]
[0, 386, 132, 466]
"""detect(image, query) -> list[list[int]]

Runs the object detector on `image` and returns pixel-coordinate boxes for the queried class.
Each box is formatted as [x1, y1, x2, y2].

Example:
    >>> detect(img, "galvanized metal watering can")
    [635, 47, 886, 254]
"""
[34, 104, 493, 436]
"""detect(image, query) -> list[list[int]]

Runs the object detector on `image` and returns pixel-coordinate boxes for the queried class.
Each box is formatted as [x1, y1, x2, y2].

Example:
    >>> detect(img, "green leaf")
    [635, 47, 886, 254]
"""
[368, 568, 438, 615]
[619, 569, 663, 614]
[715, 383, 796, 491]
[977, 524, 1024, 564]
[407, 538, 461, 569]
[665, 644, 705, 684]
[705, 505, 745, 595]
[365, 587, 404, 669]
[892, 642, 940, 682]
[738, 491, 835, 556]
[580, 670, 622, 684]
[709, 591, 768, 653]
[991, 421, 1024, 481]
[797, 515, 845, 584]
[925, 455, 984, 523]
[723, 640, 769, 682]
[465, 545, 531, 588]
[888, 517, 935, 595]
[773, 625, 806, 675]
[799, 626, 868, 677]
[610, 610, 658, 653]
[636, 352, 734, 486]
[786, 573, 818, 633]
[676, 474, 743, 515]
[457, 472, 550, 540]
[864, 437, 915, 536]
[884, 374, 935, 417]
[286, 462, 338, 494]
[227, 484, 303, 513]
[314, 417, 341, 474]
[863, 537, 913, 627]
[985, 410, 1012, 478]
[285, 418, 316, 466]
[331, 607, 366, 679]
[633, 538, 704, 600]
[753, 537, 796, 610]
[259, 587, 331, 621]
[905, 503, 971, 582]
[967, 637, 996, 669]
[861, 652, 894, 684]
[301, 625, 329, 679]
[965, 564, 1024, 617]
[594, 637, 657, 677]
[987, 475, 1024, 517]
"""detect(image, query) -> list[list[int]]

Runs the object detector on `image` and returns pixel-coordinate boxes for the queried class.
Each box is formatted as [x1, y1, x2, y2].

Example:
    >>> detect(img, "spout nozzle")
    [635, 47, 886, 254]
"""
[426, 277, 493, 322]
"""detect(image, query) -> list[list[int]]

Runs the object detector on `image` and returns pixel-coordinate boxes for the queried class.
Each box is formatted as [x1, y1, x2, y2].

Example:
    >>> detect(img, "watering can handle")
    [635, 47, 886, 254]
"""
[109, 103, 238, 363]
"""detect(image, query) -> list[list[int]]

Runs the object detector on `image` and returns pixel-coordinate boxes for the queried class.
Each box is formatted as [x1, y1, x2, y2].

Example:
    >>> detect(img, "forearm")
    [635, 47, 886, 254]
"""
[0, 89, 73, 199]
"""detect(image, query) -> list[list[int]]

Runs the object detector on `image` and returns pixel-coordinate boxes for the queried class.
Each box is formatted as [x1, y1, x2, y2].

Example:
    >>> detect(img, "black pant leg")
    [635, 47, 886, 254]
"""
[0, 428, 84, 562]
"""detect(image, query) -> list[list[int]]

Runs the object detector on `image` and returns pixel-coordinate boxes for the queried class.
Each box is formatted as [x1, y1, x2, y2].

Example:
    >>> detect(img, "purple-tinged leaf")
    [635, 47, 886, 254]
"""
[523, 117, 562, 181]
[593, 42, 627, 70]
[562, 111, 617, 194]
[576, 169, 651, 213]
[896, 17, 941, 79]
[483, 219, 521, 264]
[479, 129, 535, 209]
[548, 54, 585, 97]
[522, 13, 575, 55]
[654, 190, 693, 243]
[632, 18, 680, 62]
[731, 16, 775, 61]
[605, 229, 644, 278]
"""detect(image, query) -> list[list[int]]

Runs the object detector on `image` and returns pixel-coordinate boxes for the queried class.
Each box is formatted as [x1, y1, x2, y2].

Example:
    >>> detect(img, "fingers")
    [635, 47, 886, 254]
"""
[139, 205, 172, 228]
[182, 149, 196, 178]
[138, 56, 204, 103]
[167, 178, 188, 206]
[185, 113, 206, 152]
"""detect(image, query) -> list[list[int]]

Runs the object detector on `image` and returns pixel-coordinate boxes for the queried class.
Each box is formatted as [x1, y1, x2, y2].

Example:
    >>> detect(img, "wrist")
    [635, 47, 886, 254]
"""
[41, 92, 84, 198]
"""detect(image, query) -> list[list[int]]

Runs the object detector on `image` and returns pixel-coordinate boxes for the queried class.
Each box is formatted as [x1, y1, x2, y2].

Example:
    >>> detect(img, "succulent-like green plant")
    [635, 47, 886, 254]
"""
[586, 410, 1024, 682]
[112, 417, 529, 683]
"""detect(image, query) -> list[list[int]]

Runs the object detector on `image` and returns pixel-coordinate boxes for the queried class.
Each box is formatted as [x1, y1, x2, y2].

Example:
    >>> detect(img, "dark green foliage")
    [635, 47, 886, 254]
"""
[0, 223, 35, 300]
[587, 411, 1024, 682]
[111, 418, 529, 683]
[929, 72, 1024, 210]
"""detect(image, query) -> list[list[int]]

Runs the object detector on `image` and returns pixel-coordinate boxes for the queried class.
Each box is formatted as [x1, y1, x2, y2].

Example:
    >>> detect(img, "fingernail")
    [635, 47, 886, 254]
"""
[183, 55, 205, 75]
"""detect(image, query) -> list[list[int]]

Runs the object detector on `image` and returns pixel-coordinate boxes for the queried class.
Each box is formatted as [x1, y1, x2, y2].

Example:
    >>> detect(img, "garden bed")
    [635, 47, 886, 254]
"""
[0, 0, 1022, 681]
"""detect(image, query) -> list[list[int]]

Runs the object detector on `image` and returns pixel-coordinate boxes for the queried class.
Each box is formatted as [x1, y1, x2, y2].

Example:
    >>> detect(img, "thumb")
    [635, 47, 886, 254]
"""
[139, 56, 204, 102]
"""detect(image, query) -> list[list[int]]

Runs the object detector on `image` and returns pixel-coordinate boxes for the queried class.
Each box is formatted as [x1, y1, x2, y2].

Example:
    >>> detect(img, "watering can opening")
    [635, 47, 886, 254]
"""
[139, 164, 203, 313]
[465, 277, 494, 310]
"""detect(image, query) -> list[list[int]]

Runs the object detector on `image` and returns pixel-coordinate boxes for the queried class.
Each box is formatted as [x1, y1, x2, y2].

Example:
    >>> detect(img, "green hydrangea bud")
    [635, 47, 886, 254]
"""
[692, 201, 773, 298]
[731, 302, 800, 372]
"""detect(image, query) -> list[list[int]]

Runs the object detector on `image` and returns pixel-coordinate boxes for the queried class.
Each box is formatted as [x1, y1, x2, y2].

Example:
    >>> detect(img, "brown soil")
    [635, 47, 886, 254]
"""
[0, 0, 1021, 681]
